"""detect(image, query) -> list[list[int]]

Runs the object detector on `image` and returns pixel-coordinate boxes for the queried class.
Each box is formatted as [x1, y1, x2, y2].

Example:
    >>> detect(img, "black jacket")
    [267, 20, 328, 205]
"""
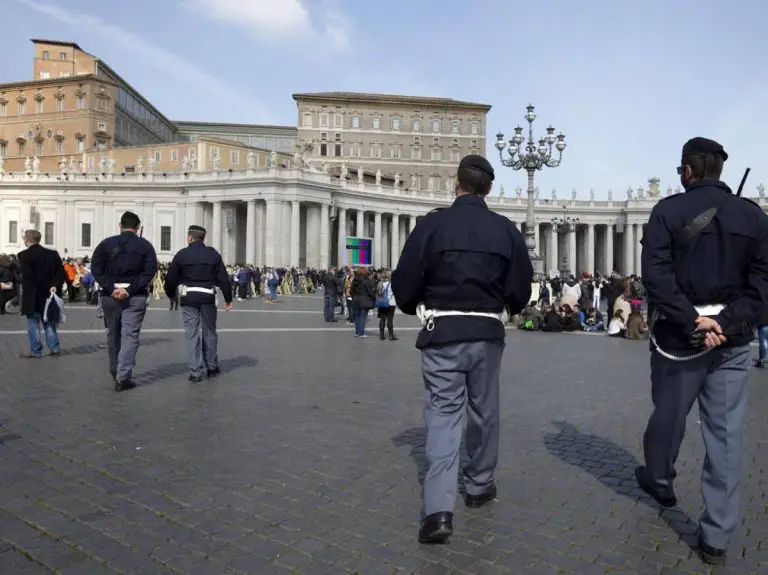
[91, 231, 158, 297]
[17, 244, 65, 316]
[392, 194, 533, 349]
[322, 272, 341, 297]
[642, 179, 768, 350]
[163, 241, 232, 306]
[351, 276, 375, 309]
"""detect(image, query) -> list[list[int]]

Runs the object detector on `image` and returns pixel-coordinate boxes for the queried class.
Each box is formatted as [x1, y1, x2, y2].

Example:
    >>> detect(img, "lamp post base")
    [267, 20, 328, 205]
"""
[529, 253, 545, 278]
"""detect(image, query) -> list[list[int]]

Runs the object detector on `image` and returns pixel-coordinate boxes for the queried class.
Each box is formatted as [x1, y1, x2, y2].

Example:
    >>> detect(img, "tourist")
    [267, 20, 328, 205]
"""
[350, 267, 375, 337]
[0, 254, 17, 314]
[607, 309, 626, 337]
[375, 270, 397, 340]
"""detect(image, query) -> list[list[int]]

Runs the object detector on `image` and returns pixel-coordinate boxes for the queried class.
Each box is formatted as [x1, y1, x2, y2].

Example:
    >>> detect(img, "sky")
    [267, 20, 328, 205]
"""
[2, 0, 766, 199]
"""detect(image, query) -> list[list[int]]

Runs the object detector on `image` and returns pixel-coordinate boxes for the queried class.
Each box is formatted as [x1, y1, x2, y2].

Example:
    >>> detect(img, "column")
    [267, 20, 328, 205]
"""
[306, 204, 320, 268]
[534, 222, 540, 256]
[390, 214, 400, 268]
[176, 201, 186, 253]
[320, 202, 330, 269]
[604, 223, 614, 276]
[245, 199, 256, 265]
[548, 224, 558, 274]
[407, 215, 415, 236]
[255, 201, 265, 267]
[586, 223, 595, 277]
[281, 202, 291, 266]
[373, 211, 382, 268]
[337, 207, 347, 266]
[623, 222, 634, 276]
[634, 223, 643, 277]
[264, 200, 279, 267]
[568, 228, 577, 276]
[290, 200, 300, 267]
[356, 209, 364, 237]
[211, 201, 222, 252]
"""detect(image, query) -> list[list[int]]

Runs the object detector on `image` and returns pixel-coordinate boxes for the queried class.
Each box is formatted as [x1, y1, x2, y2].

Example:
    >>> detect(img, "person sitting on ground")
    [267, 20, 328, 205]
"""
[626, 308, 649, 340]
[583, 307, 605, 332]
[541, 305, 562, 332]
[607, 309, 627, 338]
[559, 303, 580, 332]
[517, 301, 543, 331]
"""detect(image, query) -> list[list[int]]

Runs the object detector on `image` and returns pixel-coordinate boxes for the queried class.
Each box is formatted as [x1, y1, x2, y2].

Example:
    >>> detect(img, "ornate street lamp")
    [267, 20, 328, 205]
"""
[551, 207, 579, 278]
[495, 104, 566, 276]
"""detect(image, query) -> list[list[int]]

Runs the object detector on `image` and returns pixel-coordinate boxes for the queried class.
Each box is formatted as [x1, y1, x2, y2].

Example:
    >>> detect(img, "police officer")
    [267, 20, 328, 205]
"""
[163, 225, 232, 383]
[392, 155, 533, 543]
[91, 211, 158, 391]
[638, 137, 768, 565]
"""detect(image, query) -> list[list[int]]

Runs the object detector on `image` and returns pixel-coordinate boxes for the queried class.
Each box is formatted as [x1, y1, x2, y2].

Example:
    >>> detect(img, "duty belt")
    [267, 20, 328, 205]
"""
[650, 304, 725, 362]
[416, 302, 504, 332]
[179, 285, 215, 296]
[114, 283, 130, 289]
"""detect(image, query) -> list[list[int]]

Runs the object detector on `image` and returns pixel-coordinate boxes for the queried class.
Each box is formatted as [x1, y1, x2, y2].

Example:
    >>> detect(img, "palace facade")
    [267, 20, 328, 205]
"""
[4, 166, 762, 275]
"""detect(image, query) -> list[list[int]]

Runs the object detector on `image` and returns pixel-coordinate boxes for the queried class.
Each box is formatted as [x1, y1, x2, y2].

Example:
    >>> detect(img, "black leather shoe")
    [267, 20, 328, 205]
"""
[380, 332, 386, 340]
[207, 367, 221, 378]
[389, 334, 398, 341]
[635, 466, 677, 508]
[465, 485, 497, 508]
[188, 375, 204, 383]
[418, 512, 453, 544]
[698, 536, 726, 565]
[114, 380, 136, 392]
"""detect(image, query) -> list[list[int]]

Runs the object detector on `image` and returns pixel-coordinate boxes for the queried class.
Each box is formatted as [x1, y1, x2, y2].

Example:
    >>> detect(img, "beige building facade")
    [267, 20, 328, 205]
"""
[293, 92, 491, 194]
[174, 121, 297, 155]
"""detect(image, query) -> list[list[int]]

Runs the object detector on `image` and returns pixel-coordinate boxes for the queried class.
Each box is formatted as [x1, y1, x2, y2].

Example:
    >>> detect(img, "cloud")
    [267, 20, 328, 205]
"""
[13, 0, 268, 120]
[185, 0, 352, 52]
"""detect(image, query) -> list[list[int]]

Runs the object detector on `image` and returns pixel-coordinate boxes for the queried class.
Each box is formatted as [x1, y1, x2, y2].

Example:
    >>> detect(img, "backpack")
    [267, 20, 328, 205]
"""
[376, 281, 389, 308]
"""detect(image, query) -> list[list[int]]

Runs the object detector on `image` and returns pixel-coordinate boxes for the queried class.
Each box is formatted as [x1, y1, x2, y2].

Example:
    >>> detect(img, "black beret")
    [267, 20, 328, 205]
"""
[458, 154, 495, 181]
[682, 137, 728, 161]
[188, 225, 206, 234]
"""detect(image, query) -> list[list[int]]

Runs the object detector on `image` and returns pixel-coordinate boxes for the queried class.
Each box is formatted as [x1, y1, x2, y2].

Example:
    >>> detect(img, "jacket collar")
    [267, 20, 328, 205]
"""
[453, 194, 488, 208]
[685, 179, 733, 194]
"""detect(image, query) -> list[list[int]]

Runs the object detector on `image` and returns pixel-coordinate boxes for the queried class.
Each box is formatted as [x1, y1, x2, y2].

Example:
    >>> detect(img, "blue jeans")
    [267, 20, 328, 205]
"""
[323, 295, 335, 321]
[26, 313, 59, 356]
[355, 307, 369, 335]
[758, 326, 768, 361]
[268, 283, 277, 301]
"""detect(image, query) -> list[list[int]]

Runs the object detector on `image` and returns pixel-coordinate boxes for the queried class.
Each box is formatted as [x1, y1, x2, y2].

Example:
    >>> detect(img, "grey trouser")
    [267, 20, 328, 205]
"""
[102, 295, 148, 382]
[642, 344, 751, 550]
[421, 340, 504, 517]
[182, 304, 218, 377]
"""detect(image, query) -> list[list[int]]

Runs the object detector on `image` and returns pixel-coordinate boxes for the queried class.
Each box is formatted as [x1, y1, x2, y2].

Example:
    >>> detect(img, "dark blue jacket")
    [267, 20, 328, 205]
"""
[163, 241, 232, 306]
[642, 179, 768, 350]
[91, 231, 158, 297]
[392, 194, 533, 349]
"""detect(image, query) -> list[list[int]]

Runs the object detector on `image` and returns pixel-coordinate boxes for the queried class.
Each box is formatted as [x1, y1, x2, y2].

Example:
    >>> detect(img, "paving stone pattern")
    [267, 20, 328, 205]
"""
[0, 296, 766, 574]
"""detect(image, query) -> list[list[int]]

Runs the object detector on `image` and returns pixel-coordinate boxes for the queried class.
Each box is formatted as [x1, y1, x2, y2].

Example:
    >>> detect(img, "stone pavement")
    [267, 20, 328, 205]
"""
[0, 295, 766, 575]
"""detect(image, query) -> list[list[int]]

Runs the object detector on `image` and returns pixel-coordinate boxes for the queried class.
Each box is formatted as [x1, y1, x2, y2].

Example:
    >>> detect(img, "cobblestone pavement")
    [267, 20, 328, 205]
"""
[0, 295, 766, 574]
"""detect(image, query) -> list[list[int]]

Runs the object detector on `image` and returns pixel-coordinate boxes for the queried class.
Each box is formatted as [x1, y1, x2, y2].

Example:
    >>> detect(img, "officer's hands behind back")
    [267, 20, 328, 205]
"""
[693, 316, 727, 349]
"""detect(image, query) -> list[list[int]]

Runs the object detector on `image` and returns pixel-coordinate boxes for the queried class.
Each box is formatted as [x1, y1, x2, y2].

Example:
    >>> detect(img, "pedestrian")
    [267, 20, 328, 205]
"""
[638, 137, 768, 565]
[163, 225, 232, 383]
[392, 154, 533, 543]
[322, 266, 340, 322]
[17, 229, 66, 358]
[90, 211, 158, 391]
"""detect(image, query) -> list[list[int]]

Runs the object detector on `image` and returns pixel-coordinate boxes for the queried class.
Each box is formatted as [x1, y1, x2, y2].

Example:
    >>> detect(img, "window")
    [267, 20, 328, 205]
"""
[320, 113, 329, 128]
[334, 133, 341, 142]
[0, 102, 6, 116]
[372, 117, 381, 130]
[370, 146, 382, 158]
[96, 140, 106, 151]
[302, 112, 312, 127]
[154, 151, 162, 163]
[451, 120, 460, 134]
[18, 101, 25, 115]
[334, 114, 343, 128]
[471, 122, 479, 135]
[98, 98, 107, 111]
[55, 140, 63, 154]
[18, 142, 25, 155]
[450, 149, 460, 162]
[42, 51, 49, 60]
[76, 95, 84, 109]
[59, 52, 66, 60]
[0, 143, 6, 158]
[411, 147, 422, 160]
[40, 71, 50, 79]
[428, 177, 435, 191]
[350, 143, 361, 157]
[413, 119, 421, 132]
[432, 119, 441, 133]
[351, 115, 360, 128]
[160, 226, 172, 252]
[391, 118, 401, 131]
[171, 149, 178, 162]
[431, 148, 442, 161]
[56, 98, 63, 112]
[334, 144, 342, 156]
[87, 157, 94, 171]
[60, 72, 70, 77]
[230, 150, 239, 164]
[320, 143, 328, 156]
[471, 139, 478, 147]
[81, 223, 92, 248]
[390, 146, 401, 159]
[8, 221, 18, 244]
[76, 137, 84, 152]
[36, 141, 43, 155]
[44, 222, 54, 245]
[36, 100, 44, 113]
